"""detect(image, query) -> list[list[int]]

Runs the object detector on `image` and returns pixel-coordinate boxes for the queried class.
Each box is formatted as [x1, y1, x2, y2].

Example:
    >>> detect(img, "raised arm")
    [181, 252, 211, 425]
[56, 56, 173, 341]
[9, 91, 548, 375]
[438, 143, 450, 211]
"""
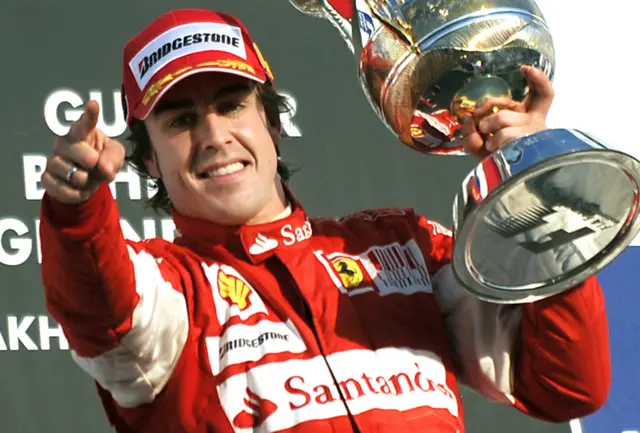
[415, 213, 610, 422]
[40, 184, 139, 357]
[39, 101, 189, 409]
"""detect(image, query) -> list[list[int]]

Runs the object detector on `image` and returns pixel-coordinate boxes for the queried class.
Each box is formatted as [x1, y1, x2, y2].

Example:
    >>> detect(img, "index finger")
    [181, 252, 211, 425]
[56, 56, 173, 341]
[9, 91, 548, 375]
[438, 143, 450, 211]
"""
[522, 65, 555, 116]
[461, 115, 489, 160]
[67, 100, 100, 140]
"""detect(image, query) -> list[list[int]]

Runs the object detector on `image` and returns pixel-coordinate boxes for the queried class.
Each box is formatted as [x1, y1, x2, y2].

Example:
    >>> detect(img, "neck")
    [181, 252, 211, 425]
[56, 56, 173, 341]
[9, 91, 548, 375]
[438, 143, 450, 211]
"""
[245, 180, 290, 225]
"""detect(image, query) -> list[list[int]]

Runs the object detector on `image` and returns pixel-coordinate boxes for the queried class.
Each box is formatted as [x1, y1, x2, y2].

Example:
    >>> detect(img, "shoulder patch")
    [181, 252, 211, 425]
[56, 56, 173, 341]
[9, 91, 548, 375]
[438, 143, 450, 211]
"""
[315, 239, 433, 296]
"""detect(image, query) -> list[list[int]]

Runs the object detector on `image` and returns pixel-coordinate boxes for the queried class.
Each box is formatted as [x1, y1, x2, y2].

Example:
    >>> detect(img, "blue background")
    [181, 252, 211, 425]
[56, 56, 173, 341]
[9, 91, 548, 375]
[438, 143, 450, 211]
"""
[580, 245, 640, 433]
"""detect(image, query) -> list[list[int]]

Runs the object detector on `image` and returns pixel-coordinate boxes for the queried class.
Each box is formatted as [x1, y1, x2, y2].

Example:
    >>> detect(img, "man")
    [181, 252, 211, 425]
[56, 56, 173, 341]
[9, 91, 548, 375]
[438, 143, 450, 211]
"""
[39, 8, 610, 433]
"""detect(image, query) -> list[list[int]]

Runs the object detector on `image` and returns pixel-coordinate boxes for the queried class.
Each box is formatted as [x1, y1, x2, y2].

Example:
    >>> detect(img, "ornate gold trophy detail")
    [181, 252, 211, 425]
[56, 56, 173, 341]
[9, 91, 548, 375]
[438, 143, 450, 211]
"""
[289, 0, 640, 303]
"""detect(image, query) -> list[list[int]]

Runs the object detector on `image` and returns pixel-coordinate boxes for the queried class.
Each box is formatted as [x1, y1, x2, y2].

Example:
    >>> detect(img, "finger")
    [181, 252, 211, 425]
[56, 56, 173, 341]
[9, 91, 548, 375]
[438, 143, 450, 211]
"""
[484, 127, 528, 153]
[53, 137, 101, 170]
[478, 110, 530, 135]
[41, 171, 94, 204]
[461, 115, 489, 160]
[66, 100, 100, 141]
[474, 96, 523, 120]
[522, 65, 554, 116]
[46, 155, 90, 187]
[95, 139, 126, 182]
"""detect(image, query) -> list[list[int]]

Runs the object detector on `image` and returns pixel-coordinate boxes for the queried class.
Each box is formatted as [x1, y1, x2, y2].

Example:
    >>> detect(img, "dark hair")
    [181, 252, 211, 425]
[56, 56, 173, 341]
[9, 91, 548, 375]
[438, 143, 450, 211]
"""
[125, 82, 295, 213]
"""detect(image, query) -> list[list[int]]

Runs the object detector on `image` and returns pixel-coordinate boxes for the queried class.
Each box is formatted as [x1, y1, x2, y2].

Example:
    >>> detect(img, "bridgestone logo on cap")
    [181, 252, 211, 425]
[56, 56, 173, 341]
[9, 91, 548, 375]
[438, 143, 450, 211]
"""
[129, 22, 247, 90]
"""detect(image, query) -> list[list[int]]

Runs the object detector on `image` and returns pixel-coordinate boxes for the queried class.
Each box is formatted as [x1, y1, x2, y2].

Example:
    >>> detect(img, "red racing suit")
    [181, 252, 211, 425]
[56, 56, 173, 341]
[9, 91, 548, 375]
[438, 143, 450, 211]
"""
[39, 184, 611, 433]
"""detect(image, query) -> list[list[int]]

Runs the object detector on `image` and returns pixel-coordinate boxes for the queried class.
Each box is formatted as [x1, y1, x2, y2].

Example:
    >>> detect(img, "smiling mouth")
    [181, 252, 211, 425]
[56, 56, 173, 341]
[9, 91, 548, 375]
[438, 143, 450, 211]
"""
[197, 161, 248, 179]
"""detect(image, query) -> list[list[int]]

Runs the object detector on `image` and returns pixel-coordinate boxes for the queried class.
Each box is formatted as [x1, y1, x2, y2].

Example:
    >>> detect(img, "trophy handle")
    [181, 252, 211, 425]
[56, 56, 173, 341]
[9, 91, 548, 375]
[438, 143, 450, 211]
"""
[288, 0, 326, 17]
[288, 0, 357, 53]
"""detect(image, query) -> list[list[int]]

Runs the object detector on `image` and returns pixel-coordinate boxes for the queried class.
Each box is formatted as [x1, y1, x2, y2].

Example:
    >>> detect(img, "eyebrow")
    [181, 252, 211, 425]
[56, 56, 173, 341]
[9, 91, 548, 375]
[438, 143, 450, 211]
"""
[152, 82, 255, 116]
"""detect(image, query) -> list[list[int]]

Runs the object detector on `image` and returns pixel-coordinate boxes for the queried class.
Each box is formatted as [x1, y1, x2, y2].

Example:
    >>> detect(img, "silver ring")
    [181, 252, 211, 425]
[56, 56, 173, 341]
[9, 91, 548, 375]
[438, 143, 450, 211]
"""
[65, 165, 79, 184]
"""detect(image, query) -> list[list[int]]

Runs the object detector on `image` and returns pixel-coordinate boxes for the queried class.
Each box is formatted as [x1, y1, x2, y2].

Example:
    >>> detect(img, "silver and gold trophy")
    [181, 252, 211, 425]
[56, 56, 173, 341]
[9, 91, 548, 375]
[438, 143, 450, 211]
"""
[289, 0, 640, 303]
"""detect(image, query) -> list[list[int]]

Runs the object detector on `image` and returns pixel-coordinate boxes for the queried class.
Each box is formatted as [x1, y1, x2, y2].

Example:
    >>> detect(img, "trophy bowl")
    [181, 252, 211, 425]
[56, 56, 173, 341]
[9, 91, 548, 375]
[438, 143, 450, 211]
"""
[288, 0, 555, 155]
[357, 0, 555, 155]
[452, 128, 640, 303]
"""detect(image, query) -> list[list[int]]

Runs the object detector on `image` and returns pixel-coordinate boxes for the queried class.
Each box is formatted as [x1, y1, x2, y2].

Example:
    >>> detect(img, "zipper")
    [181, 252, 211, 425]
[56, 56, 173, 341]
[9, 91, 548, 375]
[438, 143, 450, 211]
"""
[276, 258, 363, 433]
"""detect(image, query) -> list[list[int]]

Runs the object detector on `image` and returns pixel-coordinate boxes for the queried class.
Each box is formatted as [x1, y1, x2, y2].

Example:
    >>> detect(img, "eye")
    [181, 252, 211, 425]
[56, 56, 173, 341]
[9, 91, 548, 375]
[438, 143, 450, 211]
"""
[169, 112, 197, 129]
[217, 100, 244, 115]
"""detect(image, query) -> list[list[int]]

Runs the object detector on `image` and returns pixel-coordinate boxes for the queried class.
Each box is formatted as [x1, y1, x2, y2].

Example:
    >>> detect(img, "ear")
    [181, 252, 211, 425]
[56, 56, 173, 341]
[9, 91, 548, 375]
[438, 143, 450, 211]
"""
[144, 150, 161, 179]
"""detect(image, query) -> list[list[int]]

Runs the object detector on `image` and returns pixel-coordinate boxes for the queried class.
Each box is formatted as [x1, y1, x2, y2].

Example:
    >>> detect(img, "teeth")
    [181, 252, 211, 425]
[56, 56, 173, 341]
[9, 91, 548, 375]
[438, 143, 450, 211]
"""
[205, 162, 244, 177]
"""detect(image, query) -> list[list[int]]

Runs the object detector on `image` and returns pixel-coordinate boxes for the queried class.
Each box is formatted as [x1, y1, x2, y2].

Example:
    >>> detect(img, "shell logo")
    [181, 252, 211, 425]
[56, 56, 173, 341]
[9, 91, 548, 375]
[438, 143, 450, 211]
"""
[218, 269, 252, 310]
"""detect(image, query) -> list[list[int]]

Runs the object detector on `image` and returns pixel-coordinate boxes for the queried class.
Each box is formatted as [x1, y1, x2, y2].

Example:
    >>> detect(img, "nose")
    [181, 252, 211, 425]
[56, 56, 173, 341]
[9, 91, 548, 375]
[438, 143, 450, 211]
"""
[196, 110, 233, 150]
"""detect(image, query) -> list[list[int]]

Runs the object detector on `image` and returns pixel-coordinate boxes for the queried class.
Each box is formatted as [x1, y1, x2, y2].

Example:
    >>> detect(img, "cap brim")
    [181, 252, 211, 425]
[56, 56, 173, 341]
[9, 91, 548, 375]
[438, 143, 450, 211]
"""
[133, 65, 266, 120]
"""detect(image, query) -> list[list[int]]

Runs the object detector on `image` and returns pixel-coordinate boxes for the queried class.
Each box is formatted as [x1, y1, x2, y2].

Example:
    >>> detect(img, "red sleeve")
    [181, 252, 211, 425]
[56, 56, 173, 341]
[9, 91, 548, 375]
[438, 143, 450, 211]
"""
[39, 184, 139, 357]
[412, 211, 611, 421]
[413, 213, 453, 271]
[512, 275, 611, 421]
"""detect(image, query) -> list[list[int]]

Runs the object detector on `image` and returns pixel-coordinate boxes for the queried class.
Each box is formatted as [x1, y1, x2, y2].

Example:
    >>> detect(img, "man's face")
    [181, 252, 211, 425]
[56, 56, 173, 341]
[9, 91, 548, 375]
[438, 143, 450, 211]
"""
[144, 72, 284, 225]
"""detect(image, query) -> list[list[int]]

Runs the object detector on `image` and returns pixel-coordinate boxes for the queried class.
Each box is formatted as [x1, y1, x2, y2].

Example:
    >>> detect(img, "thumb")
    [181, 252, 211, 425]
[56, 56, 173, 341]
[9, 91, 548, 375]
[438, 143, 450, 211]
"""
[95, 139, 126, 182]
[522, 65, 554, 117]
[68, 100, 101, 140]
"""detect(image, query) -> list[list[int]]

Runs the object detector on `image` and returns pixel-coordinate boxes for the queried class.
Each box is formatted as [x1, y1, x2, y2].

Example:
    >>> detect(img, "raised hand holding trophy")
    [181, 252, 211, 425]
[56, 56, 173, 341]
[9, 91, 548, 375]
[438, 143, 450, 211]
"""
[289, 0, 640, 303]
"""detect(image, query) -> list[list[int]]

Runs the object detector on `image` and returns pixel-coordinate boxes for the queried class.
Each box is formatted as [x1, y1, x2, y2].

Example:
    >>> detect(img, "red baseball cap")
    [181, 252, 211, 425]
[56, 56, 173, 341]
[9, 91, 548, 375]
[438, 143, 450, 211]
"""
[121, 9, 275, 123]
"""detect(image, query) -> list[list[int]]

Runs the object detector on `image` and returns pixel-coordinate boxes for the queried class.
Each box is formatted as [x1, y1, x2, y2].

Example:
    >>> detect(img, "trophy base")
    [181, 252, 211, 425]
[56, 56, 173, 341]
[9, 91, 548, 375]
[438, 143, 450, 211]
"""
[451, 129, 640, 304]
